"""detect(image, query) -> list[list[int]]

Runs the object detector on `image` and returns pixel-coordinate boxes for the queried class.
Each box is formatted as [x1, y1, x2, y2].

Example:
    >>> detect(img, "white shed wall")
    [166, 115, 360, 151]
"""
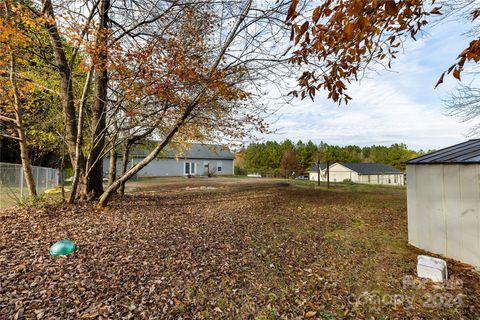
[407, 164, 480, 267]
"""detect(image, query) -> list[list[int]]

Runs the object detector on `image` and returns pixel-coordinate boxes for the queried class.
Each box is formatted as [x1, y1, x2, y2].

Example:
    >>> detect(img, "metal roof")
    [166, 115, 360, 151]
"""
[406, 139, 480, 164]
[309, 163, 328, 172]
[337, 162, 403, 174]
[131, 143, 235, 160]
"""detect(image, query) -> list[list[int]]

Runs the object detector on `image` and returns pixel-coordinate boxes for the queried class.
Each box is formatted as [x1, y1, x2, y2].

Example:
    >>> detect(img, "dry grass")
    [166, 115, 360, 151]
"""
[1, 177, 479, 319]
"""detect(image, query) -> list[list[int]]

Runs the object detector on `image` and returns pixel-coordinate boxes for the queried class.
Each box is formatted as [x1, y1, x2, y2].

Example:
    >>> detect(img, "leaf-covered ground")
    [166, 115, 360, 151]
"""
[1, 178, 479, 319]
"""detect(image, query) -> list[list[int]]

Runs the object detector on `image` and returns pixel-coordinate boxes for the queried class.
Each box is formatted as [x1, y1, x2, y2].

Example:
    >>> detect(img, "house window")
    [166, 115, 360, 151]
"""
[184, 162, 196, 175]
[394, 176, 398, 183]
[217, 161, 222, 172]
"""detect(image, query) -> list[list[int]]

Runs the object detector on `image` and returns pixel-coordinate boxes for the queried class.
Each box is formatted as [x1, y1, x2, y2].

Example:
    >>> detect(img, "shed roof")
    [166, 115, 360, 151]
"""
[131, 143, 235, 160]
[338, 162, 403, 174]
[406, 139, 480, 164]
[309, 163, 328, 172]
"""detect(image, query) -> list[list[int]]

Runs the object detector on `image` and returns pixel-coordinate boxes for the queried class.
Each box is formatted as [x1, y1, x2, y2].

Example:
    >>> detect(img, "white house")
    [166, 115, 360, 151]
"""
[310, 162, 404, 185]
[406, 139, 480, 267]
[103, 143, 235, 177]
[308, 163, 328, 181]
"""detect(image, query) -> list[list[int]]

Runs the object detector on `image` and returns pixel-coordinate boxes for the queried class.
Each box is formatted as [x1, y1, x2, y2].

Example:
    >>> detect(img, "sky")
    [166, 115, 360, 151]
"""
[258, 17, 477, 151]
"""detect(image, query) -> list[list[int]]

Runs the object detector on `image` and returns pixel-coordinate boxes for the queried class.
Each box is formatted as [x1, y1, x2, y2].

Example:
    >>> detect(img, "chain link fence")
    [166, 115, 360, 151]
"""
[0, 162, 59, 206]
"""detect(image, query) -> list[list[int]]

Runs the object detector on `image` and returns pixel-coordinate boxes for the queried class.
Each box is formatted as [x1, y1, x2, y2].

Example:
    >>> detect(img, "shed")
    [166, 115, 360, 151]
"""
[406, 139, 480, 267]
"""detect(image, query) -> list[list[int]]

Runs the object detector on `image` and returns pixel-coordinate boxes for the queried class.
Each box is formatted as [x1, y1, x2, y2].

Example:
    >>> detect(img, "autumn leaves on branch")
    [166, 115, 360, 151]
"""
[286, 0, 479, 103]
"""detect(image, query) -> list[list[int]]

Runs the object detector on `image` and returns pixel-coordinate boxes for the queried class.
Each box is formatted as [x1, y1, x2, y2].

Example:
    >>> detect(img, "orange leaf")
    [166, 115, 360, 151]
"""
[453, 68, 461, 81]
[435, 72, 445, 89]
[286, 0, 299, 22]
[312, 7, 321, 24]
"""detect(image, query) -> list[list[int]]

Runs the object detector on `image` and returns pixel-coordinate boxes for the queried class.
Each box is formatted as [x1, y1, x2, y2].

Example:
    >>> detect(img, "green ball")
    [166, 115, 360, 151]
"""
[49, 239, 76, 256]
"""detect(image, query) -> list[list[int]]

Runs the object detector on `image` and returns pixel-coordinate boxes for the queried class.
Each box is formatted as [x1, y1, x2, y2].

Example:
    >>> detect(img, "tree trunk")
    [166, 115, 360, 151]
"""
[118, 143, 131, 196]
[15, 121, 36, 197]
[18, 134, 36, 197]
[87, 0, 110, 197]
[68, 68, 92, 203]
[108, 147, 117, 187]
[9, 52, 36, 196]
[3, 0, 36, 197]
[42, 0, 88, 200]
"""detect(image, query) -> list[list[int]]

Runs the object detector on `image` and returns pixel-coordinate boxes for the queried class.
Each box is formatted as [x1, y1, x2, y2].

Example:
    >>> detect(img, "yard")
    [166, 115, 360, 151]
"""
[1, 177, 479, 319]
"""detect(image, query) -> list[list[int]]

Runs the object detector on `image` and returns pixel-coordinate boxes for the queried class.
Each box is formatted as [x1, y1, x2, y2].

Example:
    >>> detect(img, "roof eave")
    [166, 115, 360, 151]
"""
[406, 161, 480, 165]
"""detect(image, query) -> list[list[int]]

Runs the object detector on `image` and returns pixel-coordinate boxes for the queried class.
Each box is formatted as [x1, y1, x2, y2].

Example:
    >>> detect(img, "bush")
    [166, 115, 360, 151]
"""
[17, 194, 47, 208]
[234, 166, 247, 175]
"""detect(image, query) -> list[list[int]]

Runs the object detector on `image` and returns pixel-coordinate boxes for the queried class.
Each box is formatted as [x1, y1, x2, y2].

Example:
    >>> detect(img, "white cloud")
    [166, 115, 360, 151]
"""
[255, 20, 474, 150]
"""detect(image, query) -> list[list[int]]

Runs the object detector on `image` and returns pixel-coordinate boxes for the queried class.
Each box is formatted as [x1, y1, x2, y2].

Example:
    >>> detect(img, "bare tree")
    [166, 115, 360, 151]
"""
[445, 84, 480, 137]
[440, 1, 480, 137]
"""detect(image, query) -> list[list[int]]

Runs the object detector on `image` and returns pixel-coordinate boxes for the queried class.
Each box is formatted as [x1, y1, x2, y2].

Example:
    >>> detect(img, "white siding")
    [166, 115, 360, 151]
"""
[310, 164, 404, 185]
[407, 165, 418, 247]
[309, 170, 326, 181]
[407, 164, 480, 267]
[328, 163, 359, 182]
[103, 157, 234, 177]
[358, 174, 404, 185]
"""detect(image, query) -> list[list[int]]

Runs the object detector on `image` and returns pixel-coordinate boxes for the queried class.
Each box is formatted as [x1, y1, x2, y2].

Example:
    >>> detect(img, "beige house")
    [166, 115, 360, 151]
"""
[406, 139, 480, 267]
[310, 162, 404, 185]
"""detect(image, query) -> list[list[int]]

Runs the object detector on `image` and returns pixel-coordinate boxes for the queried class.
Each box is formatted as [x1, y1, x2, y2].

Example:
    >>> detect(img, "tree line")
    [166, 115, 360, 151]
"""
[236, 140, 425, 178]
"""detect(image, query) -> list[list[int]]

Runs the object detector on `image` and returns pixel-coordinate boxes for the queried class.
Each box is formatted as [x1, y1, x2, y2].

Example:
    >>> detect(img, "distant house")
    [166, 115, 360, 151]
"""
[309, 162, 404, 185]
[308, 163, 328, 181]
[103, 143, 235, 177]
[406, 139, 480, 267]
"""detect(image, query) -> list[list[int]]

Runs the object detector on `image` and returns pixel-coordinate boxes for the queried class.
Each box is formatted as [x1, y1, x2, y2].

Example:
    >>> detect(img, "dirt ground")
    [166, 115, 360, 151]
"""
[1, 177, 479, 319]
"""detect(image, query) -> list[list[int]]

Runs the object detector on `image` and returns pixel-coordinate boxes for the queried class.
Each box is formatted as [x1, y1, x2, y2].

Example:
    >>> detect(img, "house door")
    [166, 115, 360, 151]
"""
[203, 162, 210, 175]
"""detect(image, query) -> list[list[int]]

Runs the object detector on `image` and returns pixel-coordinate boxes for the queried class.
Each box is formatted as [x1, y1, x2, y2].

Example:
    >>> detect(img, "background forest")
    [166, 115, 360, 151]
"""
[235, 140, 426, 178]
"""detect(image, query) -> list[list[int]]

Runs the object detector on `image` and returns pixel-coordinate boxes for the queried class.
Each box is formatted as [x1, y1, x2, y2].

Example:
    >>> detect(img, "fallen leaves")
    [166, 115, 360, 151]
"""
[0, 179, 479, 319]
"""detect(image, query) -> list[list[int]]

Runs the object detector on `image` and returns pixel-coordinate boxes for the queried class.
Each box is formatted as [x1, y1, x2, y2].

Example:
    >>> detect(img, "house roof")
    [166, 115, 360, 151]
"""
[131, 143, 235, 160]
[406, 139, 480, 164]
[309, 163, 328, 172]
[337, 162, 403, 174]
